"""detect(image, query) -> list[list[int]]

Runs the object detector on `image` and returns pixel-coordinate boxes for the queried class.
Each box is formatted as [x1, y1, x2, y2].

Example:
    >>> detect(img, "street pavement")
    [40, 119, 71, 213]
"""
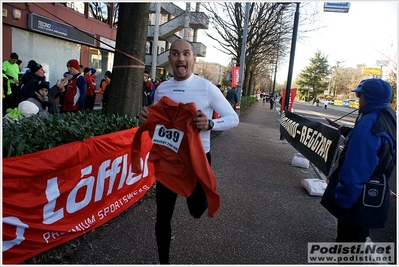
[69, 100, 396, 265]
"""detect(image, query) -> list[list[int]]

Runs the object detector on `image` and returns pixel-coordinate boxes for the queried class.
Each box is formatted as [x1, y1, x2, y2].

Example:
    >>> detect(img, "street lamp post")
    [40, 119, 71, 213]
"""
[236, 2, 250, 116]
[283, 2, 300, 113]
[279, 2, 300, 140]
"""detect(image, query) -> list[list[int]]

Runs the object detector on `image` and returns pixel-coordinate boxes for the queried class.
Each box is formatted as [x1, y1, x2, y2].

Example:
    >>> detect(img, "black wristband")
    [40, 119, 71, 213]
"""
[207, 119, 214, 130]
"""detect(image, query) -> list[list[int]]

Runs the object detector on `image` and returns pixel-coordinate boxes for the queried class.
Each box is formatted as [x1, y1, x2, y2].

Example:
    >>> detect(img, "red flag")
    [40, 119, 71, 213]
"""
[231, 66, 240, 87]
[281, 88, 297, 112]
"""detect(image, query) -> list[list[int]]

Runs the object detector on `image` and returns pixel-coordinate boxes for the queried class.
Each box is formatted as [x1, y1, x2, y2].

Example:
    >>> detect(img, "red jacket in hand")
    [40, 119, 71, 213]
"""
[131, 96, 220, 217]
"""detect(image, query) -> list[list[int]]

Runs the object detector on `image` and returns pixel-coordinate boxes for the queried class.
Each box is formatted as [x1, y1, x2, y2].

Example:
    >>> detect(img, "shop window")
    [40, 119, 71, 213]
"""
[89, 2, 109, 24]
[12, 28, 81, 90]
[59, 2, 85, 14]
[90, 48, 101, 70]
[160, 14, 169, 25]
[146, 41, 152, 55]
[89, 48, 114, 88]
[148, 13, 169, 26]
[148, 13, 155, 26]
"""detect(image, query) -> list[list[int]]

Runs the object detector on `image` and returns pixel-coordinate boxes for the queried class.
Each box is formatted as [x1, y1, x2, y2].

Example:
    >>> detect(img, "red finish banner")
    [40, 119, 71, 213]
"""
[2, 128, 155, 264]
[281, 88, 297, 112]
[231, 66, 240, 88]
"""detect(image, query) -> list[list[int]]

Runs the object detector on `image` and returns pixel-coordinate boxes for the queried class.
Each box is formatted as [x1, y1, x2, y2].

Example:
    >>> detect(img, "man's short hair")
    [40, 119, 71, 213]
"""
[10, 52, 19, 59]
[104, 70, 112, 79]
[169, 39, 195, 54]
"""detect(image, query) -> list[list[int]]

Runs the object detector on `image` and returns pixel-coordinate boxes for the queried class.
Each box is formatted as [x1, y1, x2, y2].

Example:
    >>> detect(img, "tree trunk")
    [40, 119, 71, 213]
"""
[106, 3, 150, 117]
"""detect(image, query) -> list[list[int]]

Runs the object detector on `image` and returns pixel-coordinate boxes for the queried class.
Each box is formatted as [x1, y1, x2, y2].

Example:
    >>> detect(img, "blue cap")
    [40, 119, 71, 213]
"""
[352, 78, 392, 104]
[90, 68, 97, 74]
[63, 72, 73, 78]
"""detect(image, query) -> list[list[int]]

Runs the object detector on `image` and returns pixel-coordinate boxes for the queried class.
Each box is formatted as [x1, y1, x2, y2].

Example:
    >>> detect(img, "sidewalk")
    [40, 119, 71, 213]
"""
[69, 100, 396, 264]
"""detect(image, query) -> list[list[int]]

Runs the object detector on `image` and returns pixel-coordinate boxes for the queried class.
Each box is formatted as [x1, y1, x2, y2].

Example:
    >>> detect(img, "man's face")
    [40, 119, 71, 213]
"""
[9, 58, 18, 64]
[36, 67, 45, 77]
[357, 92, 366, 109]
[67, 65, 79, 75]
[168, 40, 196, 81]
[38, 88, 48, 97]
[144, 73, 149, 82]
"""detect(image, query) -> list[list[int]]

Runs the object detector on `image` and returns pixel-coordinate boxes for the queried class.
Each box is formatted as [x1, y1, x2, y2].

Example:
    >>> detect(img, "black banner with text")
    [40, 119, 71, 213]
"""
[280, 111, 344, 177]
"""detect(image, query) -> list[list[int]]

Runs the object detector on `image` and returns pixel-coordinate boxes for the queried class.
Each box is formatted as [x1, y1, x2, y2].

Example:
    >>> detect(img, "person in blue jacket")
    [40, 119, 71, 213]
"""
[322, 78, 396, 242]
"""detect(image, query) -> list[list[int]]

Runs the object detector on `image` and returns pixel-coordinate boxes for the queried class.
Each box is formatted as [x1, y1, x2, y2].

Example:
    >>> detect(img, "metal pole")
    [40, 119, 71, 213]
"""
[268, 74, 272, 94]
[280, 2, 300, 140]
[270, 53, 278, 110]
[151, 3, 161, 80]
[284, 2, 300, 112]
[236, 2, 250, 116]
[272, 51, 278, 95]
[183, 3, 191, 40]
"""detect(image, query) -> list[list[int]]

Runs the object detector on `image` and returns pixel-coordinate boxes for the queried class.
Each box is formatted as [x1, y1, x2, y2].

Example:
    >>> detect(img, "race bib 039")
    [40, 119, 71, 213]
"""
[152, 125, 184, 153]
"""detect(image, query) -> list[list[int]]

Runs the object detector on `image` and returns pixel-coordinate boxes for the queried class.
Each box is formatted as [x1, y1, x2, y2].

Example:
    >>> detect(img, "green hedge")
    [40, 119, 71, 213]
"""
[3, 110, 139, 158]
[240, 96, 256, 111]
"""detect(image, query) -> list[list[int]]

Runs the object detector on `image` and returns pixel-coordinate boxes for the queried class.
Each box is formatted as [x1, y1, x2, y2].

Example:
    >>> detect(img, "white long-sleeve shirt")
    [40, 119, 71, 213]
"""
[154, 74, 239, 153]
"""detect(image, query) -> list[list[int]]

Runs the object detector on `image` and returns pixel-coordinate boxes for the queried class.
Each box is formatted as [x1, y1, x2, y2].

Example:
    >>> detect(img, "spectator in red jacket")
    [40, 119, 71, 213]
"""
[61, 59, 86, 113]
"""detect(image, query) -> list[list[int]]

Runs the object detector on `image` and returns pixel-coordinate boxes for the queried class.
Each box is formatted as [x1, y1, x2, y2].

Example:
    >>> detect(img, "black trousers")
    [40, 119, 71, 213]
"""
[10, 83, 20, 108]
[155, 152, 211, 264]
[337, 219, 369, 242]
[3, 94, 13, 115]
[84, 95, 96, 110]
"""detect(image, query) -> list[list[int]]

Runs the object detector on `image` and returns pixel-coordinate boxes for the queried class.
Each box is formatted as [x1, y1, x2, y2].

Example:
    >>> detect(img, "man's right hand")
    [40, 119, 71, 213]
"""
[139, 106, 149, 123]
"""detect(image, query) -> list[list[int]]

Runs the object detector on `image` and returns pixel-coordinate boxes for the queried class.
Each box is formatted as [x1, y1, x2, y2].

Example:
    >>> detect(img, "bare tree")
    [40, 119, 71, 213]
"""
[201, 2, 319, 96]
[106, 3, 150, 117]
[88, 2, 110, 24]
[201, 3, 295, 96]
[194, 60, 226, 85]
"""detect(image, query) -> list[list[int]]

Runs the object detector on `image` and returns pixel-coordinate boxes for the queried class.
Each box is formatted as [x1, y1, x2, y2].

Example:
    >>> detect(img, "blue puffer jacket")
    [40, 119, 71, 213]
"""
[321, 98, 396, 228]
[335, 102, 395, 208]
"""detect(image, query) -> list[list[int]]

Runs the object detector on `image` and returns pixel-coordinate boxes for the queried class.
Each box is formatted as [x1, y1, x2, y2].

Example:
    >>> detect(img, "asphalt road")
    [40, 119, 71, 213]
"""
[292, 101, 358, 126]
[68, 100, 396, 265]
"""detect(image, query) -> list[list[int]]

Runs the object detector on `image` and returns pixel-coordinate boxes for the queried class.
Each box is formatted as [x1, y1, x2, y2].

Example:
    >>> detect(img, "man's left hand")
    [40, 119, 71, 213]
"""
[193, 110, 209, 130]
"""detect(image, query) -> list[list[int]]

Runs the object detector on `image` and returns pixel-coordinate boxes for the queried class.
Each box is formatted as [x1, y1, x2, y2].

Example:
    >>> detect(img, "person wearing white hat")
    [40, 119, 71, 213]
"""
[3, 100, 39, 122]
[18, 100, 39, 117]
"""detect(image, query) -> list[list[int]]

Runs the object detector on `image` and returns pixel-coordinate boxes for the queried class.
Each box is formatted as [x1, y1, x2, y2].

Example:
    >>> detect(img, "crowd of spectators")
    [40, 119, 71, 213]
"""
[2, 52, 113, 120]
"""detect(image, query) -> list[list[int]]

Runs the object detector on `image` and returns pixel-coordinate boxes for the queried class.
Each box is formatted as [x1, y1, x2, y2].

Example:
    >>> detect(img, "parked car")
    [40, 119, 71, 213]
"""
[342, 99, 358, 107]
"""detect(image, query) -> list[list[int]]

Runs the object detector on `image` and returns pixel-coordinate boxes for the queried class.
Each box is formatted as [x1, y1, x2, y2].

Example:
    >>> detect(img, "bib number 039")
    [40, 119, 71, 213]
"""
[152, 125, 184, 153]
